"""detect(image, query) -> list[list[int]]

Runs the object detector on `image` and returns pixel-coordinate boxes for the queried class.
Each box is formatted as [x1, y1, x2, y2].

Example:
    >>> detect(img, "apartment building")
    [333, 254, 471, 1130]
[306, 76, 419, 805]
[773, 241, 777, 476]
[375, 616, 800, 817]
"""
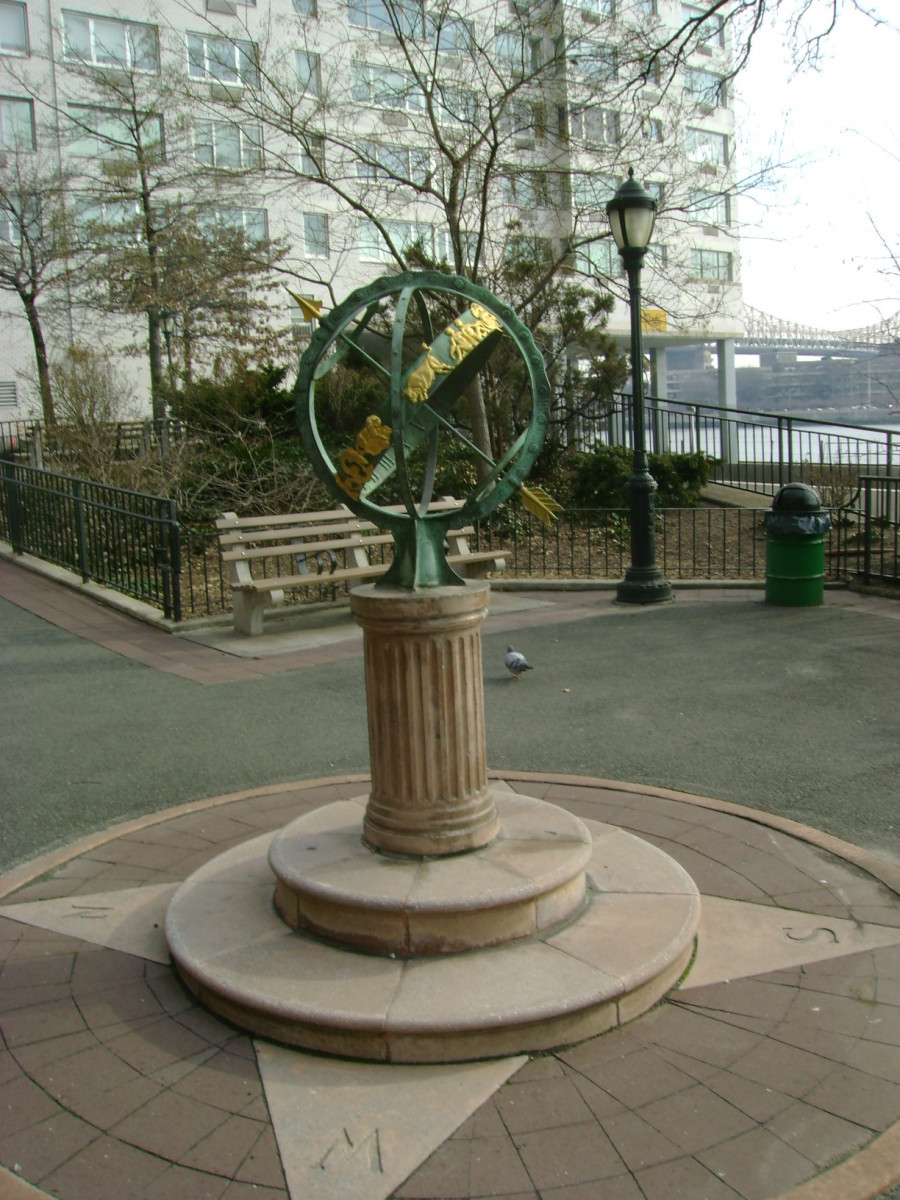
[0, 0, 744, 418]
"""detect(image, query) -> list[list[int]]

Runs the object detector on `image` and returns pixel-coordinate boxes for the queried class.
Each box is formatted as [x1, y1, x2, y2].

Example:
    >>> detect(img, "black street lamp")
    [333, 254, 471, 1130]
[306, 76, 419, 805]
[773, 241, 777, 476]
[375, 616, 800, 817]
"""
[160, 309, 176, 382]
[606, 169, 672, 605]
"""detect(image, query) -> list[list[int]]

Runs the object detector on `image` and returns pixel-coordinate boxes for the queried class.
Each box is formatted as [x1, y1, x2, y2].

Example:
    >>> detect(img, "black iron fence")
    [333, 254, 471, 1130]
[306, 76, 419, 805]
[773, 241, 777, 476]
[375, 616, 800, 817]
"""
[860, 475, 900, 585]
[470, 504, 869, 585]
[0, 462, 182, 619]
[605, 396, 899, 498]
[169, 501, 870, 621]
[1, 464, 896, 623]
[0, 418, 183, 466]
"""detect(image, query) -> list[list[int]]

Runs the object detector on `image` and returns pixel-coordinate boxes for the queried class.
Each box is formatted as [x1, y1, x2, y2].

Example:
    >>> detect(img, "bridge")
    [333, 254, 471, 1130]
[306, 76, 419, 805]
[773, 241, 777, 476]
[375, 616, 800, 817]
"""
[738, 306, 900, 355]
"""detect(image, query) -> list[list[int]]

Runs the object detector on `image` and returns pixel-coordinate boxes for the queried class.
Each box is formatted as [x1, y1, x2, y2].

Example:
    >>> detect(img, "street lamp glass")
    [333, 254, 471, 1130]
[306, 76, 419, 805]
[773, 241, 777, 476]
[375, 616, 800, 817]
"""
[606, 170, 657, 252]
[160, 310, 175, 336]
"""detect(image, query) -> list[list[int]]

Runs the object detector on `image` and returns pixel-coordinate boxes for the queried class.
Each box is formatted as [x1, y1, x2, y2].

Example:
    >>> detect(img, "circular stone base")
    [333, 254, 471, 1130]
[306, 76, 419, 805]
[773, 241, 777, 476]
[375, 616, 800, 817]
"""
[165, 799, 700, 1063]
[268, 792, 593, 955]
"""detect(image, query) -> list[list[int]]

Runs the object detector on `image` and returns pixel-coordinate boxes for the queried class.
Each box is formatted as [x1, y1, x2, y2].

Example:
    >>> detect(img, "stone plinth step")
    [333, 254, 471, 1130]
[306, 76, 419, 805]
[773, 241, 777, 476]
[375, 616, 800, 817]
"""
[268, 793, 593, 955]
[165, 802, 700, 1064]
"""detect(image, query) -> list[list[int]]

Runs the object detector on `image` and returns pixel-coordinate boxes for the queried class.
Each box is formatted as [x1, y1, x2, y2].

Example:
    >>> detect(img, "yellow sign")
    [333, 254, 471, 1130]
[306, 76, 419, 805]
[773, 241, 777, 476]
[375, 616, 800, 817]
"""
[642, 308, 667, 332]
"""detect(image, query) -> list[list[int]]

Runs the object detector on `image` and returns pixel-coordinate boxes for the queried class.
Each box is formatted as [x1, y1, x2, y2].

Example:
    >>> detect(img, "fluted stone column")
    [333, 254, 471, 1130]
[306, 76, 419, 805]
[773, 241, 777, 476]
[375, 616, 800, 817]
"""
[350, 581, 499, 856]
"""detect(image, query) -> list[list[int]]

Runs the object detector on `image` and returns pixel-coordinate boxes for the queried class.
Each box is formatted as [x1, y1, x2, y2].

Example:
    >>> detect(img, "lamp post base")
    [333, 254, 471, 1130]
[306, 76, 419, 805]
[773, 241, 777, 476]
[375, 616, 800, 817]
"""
[616, 567, 673, 605]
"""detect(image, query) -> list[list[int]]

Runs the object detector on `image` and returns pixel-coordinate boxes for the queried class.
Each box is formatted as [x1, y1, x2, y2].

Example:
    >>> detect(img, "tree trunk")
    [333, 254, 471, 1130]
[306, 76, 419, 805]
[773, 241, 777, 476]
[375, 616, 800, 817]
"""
[465, 376, 494, 483]
[148, 309, 166, 422]
[23, 293, 56, 425]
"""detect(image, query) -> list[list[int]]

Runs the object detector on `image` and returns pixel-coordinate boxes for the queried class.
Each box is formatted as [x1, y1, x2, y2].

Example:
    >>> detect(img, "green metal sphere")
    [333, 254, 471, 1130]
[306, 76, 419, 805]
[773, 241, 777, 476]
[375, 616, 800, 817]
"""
[294, 271, 551, 588]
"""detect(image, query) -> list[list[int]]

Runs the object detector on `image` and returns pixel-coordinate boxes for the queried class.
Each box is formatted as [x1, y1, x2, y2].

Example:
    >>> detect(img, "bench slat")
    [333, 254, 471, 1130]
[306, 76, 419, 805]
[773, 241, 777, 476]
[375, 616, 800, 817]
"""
[217, 500, 500, 635]
[222, 533, 395, 562]
[215, 506, 354, 531]
[218, 520, 379, 546]
[230, 549, 504, 593]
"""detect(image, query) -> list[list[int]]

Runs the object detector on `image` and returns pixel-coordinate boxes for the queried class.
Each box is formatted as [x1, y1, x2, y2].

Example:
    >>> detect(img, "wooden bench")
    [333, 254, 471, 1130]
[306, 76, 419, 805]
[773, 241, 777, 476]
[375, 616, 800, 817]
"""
[216, 501, 506, 635]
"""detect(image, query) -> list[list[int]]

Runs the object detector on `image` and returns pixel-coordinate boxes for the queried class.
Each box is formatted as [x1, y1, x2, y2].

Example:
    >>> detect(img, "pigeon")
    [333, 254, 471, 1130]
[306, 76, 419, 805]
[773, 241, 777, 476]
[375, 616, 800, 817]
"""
[505, 645, 533, 680]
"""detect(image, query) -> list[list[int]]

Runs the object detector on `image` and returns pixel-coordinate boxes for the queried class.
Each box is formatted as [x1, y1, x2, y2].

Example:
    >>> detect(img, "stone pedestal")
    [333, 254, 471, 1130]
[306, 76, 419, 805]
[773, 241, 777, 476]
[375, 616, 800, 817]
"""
[166, 579, 702, 1063]
[350, 582, 499, 856]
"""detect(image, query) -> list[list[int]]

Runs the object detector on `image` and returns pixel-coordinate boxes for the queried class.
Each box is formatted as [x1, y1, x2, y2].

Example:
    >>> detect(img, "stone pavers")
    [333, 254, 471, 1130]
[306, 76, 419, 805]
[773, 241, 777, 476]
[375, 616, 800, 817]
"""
[4, 774, 900, 1200]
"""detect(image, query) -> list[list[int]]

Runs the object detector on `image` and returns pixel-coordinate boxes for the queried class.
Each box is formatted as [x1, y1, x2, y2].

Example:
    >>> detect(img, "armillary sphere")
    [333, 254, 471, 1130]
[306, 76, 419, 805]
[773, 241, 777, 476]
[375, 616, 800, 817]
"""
[294, 270, 551, 588]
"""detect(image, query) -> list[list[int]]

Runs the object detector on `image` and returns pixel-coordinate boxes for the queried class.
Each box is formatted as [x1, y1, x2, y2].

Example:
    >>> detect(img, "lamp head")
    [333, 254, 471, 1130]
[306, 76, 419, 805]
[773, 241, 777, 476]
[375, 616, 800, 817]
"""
[160, 309, 175, 336]
[606, 168, 657, 254]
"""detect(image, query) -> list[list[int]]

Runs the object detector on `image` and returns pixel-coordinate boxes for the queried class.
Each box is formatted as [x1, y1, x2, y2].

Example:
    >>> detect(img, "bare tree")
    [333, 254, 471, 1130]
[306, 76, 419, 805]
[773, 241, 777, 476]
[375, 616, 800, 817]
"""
[0, 147, 79, 424]
[24, 20, 289, 417]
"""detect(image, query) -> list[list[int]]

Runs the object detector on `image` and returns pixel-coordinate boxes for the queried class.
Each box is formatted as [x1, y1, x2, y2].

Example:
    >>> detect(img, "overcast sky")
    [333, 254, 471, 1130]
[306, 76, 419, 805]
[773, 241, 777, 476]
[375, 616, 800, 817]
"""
[733, 2, 900, 333]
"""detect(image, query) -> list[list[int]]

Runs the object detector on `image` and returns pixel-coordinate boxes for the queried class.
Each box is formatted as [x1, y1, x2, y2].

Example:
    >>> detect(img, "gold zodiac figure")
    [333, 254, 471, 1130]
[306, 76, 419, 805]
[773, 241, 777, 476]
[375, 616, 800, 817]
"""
[335, 415, 392, 499]
[403, 345, 453, 405]
[445, 303, 503, 363]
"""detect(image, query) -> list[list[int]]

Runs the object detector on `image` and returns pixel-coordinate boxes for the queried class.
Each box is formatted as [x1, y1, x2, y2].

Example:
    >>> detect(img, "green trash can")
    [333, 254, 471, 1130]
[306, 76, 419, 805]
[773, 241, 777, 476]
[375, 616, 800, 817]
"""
[764, 483, 832, 606]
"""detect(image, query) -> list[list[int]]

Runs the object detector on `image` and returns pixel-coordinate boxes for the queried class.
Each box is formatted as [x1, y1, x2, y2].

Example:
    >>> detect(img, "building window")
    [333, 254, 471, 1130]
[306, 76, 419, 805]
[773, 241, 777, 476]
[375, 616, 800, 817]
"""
[0, 381, 16, 407]
[647, 243, 667, 268]
[576, 238, 623, 278]
[0, 1, 28, 55]
[300, 135, 324, 175]
[503, 171, 553, 208]
[642, 116, 663, 141]
[569, 106, 620, 145]
[359, 218, 434, 261]
[506, 234, 552, 266]
[432, 15, 472, 52]
[685, 126, 727, 166]
[296, 51, 321, 97]
[75, 197, 143, 241]
[569, 171, 616, 209]
[645, 180, 664, 204]
[436, 87, 478, 129]
[348, 0, 423, 36]
[570, 43, 617, 81]
[62, 12, 159, 72]
[579, 0, 615, 19]
[206, 207, 268, 240]
[635, 0, 656, 14]
[303, 212, 328, 257]
[691, 247, 732, 280]
[684, 67, 726, 107]
[68, 105, 163, 158]
[194, 119, 262, 169]
[501, 97, 545, 143]
[357, 142, 430, 185]
[187, 33, 259, 86]
[0, 95, 34, 149]
[0, 195, 37, 242]
[290, 294, 318, 335]
[0, 201, 18, 241]
[682, 2, 724, 46]
[351, 63, 424, 111]
[495, 29, 542, 72]
[435, 227, 475, 265]
[688, 188, 729, 225]
[293, 0, 316, 13]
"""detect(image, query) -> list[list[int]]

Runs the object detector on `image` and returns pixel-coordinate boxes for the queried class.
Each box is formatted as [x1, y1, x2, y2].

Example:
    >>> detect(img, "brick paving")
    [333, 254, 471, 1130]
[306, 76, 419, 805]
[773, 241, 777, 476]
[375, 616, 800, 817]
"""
[4, 776, 900, 1199]
[3, 555, 900, 1199]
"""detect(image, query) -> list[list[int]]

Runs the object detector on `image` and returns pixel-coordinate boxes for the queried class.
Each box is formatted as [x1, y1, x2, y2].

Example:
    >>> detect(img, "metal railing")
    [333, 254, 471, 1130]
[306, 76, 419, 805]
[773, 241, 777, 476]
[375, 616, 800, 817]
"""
[0, 462, 182, 619]
[0, 418, 184, 466]
[604, 396, 898, 497]
[860, 475, 900, 585]
[0, 487, 885, 621]
[472, 504, 866, 584]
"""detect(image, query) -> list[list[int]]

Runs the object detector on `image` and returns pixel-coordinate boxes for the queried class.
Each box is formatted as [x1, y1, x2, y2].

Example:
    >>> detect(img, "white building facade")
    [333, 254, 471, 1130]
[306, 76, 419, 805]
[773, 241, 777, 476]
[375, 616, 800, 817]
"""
[0, 0, 744, 420]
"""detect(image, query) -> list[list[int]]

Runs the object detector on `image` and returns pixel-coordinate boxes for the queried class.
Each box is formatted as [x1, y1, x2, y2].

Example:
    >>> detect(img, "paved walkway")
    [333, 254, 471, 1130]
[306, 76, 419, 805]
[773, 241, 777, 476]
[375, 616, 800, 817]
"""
[2, 555, 900, 1200]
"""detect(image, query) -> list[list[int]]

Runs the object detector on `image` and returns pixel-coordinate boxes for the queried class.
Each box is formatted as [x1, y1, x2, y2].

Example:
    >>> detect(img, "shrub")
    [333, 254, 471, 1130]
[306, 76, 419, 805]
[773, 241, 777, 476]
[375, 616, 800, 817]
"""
[569, 445, 714, 509]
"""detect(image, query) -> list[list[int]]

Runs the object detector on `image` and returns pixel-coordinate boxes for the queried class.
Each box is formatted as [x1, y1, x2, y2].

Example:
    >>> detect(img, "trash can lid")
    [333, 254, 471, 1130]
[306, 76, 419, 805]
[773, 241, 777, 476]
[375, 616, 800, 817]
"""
[772, 483, 823, 513]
